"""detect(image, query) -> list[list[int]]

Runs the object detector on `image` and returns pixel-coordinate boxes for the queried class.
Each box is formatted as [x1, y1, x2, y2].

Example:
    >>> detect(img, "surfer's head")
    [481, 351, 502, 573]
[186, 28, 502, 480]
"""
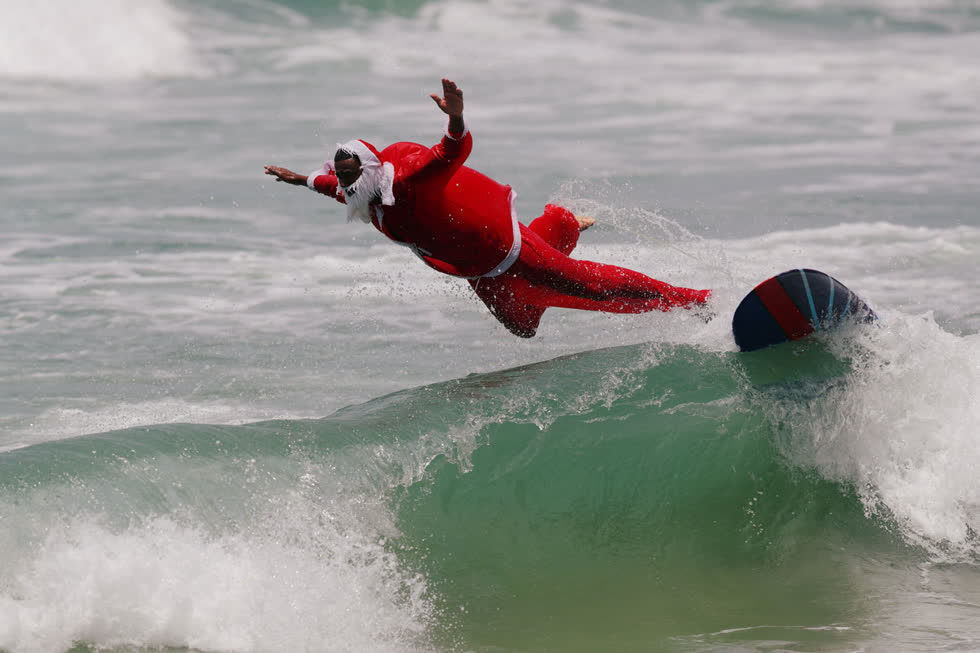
[331, 139, 395, 223]
[333, 149, 362, 188]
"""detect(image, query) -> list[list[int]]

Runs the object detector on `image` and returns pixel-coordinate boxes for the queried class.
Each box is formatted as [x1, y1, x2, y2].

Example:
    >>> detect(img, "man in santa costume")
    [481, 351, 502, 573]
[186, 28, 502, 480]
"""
[265, 79, 710, 337]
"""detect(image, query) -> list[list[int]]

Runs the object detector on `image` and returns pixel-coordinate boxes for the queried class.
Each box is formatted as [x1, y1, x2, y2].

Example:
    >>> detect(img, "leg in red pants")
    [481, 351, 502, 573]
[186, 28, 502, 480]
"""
[469, 205, 711, 337]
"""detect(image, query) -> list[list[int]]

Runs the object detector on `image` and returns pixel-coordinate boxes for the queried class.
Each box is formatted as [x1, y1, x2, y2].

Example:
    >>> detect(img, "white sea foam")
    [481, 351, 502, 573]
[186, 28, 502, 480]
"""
[0, 507, 433, 653]
[776, 313, 980, 559]
[0, 1, 197, 81]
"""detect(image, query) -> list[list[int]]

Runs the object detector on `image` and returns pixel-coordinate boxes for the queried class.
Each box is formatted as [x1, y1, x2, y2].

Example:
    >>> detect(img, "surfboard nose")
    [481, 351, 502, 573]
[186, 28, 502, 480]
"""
[733, 269, 876, 352]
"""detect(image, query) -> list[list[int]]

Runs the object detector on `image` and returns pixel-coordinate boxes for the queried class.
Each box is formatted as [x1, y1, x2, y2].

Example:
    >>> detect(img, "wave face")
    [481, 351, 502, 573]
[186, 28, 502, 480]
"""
[2, 330, 977, 651]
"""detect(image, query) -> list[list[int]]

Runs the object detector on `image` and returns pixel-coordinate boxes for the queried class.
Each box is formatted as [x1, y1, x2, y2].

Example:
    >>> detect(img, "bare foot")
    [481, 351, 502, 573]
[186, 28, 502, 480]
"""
[575, 214, 595, 232]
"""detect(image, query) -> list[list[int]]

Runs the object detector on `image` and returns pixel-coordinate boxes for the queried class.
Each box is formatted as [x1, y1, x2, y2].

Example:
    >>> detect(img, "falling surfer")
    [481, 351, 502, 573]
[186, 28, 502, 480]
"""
[264, 78, 711, 337]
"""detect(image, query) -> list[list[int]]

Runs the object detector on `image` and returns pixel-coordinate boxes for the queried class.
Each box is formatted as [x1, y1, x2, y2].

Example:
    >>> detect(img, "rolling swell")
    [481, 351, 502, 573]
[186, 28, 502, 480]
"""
[388, 342, 910, 649]
[0, 341, 903, 549]
[0, 341, 914, 651]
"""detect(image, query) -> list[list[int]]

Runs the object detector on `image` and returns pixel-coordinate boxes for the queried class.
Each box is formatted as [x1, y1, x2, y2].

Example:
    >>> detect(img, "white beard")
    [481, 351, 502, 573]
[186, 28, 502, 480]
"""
[340, 163, 383, 224]
[333, 141, 395, 224]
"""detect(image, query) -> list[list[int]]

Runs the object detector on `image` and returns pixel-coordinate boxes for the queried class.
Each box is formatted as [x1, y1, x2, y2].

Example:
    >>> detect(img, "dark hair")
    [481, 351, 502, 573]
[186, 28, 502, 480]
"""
[334, 149, 361, 165]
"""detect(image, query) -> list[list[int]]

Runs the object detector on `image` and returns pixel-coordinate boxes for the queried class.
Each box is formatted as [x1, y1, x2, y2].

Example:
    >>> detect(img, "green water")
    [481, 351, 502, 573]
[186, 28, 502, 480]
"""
[1, 339, 971, 651]
[384, 343, 912, 650]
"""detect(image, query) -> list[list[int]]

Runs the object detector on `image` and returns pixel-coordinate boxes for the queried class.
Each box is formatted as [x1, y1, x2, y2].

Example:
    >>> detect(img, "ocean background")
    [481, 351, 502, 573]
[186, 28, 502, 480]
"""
[1, 0, 978, 651]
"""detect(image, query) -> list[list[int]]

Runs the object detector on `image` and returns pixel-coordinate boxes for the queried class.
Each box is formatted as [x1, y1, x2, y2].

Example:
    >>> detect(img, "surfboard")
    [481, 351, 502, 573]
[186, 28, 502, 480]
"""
[732, 269, 877, 352]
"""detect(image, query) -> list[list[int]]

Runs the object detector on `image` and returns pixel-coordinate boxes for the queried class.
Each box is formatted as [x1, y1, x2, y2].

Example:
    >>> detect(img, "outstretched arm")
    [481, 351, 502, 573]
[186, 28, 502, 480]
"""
[430, 78, 464, 134]
[403, 78, 472, 185]
[265, 164, 346, 203]
[264, 165, 308, 186]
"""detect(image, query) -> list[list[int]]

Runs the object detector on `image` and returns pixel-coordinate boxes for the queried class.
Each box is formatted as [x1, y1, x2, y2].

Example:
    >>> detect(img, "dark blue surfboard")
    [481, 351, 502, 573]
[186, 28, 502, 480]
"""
[732, 269, 876, 352]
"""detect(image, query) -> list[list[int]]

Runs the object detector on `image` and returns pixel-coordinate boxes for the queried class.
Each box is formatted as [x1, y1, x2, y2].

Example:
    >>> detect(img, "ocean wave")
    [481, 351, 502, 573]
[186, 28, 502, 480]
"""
[1, 327, 976, 649]
[0, 1, 199, 82]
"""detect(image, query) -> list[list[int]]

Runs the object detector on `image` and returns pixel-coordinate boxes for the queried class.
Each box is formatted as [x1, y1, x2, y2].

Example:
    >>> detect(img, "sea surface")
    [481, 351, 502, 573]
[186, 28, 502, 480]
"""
[1, 1, 978, 651]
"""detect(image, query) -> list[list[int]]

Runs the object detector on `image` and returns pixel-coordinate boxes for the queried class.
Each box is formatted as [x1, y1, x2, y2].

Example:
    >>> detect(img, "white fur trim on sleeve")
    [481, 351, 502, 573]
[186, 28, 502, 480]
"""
[306, 168, 325, 191]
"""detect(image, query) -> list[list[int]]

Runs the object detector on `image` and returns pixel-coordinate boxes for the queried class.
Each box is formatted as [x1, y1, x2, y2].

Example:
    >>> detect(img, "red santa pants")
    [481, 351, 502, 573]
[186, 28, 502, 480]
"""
[468, 205, 711, 337]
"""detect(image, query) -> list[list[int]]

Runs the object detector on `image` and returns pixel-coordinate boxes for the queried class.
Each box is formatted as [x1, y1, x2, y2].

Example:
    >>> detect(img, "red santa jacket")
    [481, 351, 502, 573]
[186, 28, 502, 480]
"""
[309, 126, 521, 278]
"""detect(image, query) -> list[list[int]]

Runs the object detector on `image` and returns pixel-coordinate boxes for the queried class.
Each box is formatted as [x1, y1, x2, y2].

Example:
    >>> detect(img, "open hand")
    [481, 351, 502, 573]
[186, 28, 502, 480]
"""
[430, 78, 463, 118]
[264, 165, 305, 185]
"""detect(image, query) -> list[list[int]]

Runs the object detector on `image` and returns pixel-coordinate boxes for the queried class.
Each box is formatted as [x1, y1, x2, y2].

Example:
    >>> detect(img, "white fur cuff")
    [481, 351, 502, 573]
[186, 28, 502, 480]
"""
[306, 168, 323, 191]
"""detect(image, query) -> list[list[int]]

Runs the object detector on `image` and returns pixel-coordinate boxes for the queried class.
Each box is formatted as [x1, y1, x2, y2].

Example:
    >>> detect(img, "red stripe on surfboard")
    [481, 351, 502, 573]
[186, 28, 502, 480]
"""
[753, 279, 814, 340]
